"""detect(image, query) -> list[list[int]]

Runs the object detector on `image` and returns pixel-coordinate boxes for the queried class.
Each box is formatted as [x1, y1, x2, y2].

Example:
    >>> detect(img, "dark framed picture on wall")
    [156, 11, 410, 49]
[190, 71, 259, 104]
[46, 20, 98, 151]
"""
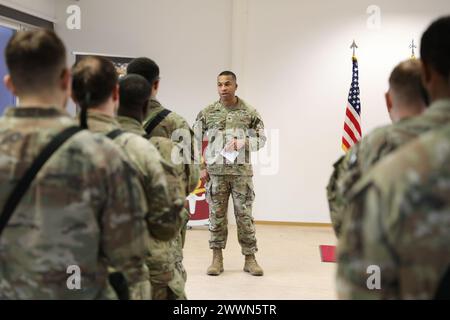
[73, 52, 135, 78]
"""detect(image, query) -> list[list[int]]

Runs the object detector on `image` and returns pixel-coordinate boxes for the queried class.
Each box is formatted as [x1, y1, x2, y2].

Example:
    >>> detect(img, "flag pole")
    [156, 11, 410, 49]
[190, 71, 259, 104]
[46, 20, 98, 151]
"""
[410, 39, 417, 59]
[342, 40, 361, 153]
[350, 40, 358, 60]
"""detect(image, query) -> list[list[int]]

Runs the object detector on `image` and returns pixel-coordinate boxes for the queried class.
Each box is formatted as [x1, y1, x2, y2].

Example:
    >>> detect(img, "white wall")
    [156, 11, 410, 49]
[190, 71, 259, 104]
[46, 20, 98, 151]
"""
[52, 0, 449, 223]
[235, 0, 450, 223]
[0, 0, 56, 21]
[55, 0, 232, 121]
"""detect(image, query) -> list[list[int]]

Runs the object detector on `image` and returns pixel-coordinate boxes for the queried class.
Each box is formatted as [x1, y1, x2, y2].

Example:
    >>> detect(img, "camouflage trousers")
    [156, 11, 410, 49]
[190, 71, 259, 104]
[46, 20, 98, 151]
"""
[107, 266, 151, 300]
[167, 261, 187, 300]
[151, 247, 187, 300]
[206, 175, 258, 255]
[150, 209, 189, 300]
[167, 209, 189, 300]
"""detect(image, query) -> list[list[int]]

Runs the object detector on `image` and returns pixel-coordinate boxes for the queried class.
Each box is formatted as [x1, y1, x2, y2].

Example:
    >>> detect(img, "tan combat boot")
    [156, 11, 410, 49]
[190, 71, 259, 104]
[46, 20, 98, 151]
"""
[206, 249, 224, 276]
[244, 254, 264, 276]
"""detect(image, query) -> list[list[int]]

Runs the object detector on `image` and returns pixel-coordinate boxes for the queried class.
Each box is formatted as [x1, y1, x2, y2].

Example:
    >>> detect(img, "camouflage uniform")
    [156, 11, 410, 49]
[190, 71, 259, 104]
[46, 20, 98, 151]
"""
[87, 112, 185, 299]
[194, 98, 266, 255]
[327, 154, 348, 237]
[0, 107, 150, 300]
[328, 100, 450, 237]
[141, 99, 197, 193]
[139, 100, 199, 296]
[87, 111, 180, 241]
[118, 115, 199, 300]
[150, 136, 199, 300]
[117, 115, 147, 137]
[144, 99, 192, 141]
[143, 99, 196, 171]
[337, 122, 450, 299]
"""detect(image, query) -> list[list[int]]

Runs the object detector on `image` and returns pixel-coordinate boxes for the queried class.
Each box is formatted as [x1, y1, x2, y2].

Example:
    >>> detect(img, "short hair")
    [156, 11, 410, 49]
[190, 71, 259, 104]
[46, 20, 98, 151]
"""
[127, 57, 160, 85]
[218, 71, 237, 82]
[71, 56, 118, 109]
[420, 16, 450, 80]
[5, 29, 66, 95]
[119, 74, 151, 111]
[389, 59, 429, 106]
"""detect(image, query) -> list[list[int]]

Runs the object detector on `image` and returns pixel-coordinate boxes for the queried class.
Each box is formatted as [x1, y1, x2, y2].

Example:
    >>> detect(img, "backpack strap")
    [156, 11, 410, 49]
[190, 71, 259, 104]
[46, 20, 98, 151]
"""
[144, 109, 172, 137]
[106, 129, 125, 140]
[0, 126, 83, 237]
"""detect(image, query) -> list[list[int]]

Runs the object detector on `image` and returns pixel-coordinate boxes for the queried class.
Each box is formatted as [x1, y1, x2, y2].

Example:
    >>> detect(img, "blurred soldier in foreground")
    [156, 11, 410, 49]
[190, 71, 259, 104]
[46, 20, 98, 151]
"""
[327, 59, 429, 237]
[0, 30, 150, 299]
[337, 15, 450, 299]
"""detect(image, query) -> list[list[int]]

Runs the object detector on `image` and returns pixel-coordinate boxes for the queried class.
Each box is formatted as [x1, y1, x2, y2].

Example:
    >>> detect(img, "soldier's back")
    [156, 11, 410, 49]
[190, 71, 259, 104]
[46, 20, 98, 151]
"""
[337, 123, 450, 299]
[329, 99, 450, 237]
[0, 107, 149, 299]
[87, 111, 179, 241]
[148, 136, 194, 300]
[328, 124, 395, 236]
[144, 99, 192, 140]
[113, 131, 180, 241]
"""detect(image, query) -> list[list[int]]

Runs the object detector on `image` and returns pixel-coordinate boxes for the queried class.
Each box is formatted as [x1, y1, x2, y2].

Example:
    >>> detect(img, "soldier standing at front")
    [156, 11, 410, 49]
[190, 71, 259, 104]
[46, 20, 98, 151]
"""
[194, 71, 266, 276]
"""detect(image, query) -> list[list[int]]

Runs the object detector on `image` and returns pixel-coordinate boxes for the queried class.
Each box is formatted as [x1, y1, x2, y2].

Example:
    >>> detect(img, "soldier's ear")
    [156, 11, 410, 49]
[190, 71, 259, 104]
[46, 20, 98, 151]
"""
[4, 74, 17, 96]
[153, 80, 160, 92]
[385, 91, 393, 113]
[60, 68, 71, 93]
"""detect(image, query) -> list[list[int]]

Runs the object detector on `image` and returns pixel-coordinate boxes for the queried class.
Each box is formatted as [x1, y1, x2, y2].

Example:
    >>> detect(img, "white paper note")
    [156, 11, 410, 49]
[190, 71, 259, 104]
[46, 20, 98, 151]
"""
[220, 149, 240, 162]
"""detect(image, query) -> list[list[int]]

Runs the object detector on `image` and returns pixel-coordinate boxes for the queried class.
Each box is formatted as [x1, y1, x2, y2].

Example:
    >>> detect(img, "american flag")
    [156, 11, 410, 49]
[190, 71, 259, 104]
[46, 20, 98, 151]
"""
[342, 57, 362, 152]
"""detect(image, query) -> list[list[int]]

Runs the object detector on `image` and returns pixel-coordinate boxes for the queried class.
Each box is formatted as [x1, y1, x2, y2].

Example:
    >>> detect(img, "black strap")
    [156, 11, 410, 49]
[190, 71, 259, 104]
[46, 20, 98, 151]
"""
[108, 272, 129, 300]
[0, 126, 83, 237]
[106, 129, 125, 140]
[144, 109, 172, 136]
[79, 105, 88, 129]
